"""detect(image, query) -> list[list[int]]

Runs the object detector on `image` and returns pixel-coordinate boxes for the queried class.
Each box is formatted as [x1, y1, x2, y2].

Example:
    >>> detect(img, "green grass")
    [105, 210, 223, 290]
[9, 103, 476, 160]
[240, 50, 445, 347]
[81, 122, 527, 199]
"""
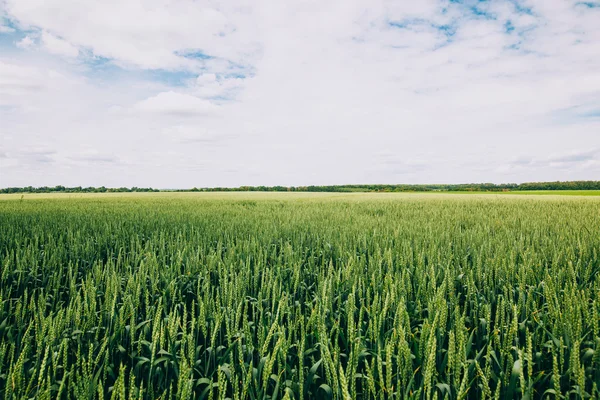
[2, 189, 599, 203]
[440, 190, 600, 196]
[502, 190, 600, 196]
[2, 189, 600, 203]
[0, 194, 599, 399]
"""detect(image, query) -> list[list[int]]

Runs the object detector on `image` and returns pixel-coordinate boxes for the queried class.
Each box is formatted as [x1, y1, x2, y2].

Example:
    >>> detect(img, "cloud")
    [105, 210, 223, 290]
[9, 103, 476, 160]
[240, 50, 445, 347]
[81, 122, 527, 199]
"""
[503, 149, 600, 173]
[16, 35, 35, 49]
[163, 125, 229, 144]
[553, 101, 600, 122]
[134, 91, 219, 116]
[372, 152, 429, 175]
[26, 149, 56, 164]
[2, 148, 58, 166]
[0, 60, 81, 109]
[195, 73, 245, 99]
[40, 31, 78, 57]
[3, 0, 253, 70]
[0, 61, 44, 92]
[548, 150, 598, 164]
[68, 152, 118, 164]
[12, 31, 79, 57]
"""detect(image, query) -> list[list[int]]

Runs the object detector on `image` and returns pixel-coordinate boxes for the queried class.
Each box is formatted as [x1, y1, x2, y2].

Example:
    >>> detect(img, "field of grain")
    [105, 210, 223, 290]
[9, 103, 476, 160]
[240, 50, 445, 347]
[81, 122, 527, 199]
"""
[0, 193, 599, 399]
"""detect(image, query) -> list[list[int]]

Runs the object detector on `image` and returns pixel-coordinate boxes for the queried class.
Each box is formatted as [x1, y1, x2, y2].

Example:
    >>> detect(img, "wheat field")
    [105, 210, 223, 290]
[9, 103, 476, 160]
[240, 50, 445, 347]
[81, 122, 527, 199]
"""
[0, 193, 598, 399]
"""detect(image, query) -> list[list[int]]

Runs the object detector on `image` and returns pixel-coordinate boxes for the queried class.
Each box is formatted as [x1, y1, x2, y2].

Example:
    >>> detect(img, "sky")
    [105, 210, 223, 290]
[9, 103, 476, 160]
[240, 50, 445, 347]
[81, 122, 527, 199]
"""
[0, 0, 599, 188]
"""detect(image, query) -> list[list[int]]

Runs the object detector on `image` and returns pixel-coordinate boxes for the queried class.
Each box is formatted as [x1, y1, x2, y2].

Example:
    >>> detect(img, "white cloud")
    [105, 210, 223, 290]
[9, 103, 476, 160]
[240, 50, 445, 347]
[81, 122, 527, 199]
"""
[134, 91, 218, 116]
[1, 0, 600, 187]
[0, 60, 82, 109]
[13, 31, 79, 57]
[40, 31, 78, 57]
[498, 148, 600, 175]
[3, 0, 253, 70]
[16, 35, 35, 49]
[194, 73, 244, 99]
[163, 125, 228, 144]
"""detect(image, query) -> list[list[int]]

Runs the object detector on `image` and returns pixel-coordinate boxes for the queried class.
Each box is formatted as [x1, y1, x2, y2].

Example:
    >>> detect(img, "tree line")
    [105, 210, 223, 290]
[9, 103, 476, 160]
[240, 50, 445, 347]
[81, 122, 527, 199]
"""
[2, 181, 599, 194]
[0, 186, 159, 194]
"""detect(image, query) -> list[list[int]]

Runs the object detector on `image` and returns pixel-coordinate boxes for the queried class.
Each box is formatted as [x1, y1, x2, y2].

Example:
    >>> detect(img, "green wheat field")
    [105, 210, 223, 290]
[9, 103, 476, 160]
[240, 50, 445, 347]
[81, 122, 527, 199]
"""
[0, 192, 599, 399]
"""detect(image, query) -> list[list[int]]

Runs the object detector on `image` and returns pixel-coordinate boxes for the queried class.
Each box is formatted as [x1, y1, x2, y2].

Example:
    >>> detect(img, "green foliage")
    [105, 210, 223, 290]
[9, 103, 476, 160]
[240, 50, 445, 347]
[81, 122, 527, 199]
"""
[0, 195, 599, 399]
[0, 186, 160, 194]
[2, 180, 600, 194]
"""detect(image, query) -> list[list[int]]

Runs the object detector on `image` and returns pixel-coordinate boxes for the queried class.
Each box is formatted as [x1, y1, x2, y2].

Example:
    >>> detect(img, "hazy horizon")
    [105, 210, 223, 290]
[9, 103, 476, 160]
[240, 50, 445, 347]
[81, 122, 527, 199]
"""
[1, 0, 599, 188]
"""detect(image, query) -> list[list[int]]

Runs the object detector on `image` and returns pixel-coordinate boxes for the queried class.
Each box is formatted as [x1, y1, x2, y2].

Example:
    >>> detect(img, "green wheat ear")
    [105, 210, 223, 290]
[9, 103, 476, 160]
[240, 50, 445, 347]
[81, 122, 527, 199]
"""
[0, 193, 598, 399]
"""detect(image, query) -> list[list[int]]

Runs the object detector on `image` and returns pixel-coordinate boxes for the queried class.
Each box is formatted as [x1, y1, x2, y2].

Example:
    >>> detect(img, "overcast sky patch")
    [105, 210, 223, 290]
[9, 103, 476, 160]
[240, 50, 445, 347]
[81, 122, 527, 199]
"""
[0, 0, 599, 187]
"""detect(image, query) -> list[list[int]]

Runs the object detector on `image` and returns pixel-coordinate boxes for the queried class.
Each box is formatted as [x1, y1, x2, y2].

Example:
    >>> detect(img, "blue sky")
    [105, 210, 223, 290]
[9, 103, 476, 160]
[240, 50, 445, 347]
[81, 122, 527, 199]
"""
[1, 0, 599, 188]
